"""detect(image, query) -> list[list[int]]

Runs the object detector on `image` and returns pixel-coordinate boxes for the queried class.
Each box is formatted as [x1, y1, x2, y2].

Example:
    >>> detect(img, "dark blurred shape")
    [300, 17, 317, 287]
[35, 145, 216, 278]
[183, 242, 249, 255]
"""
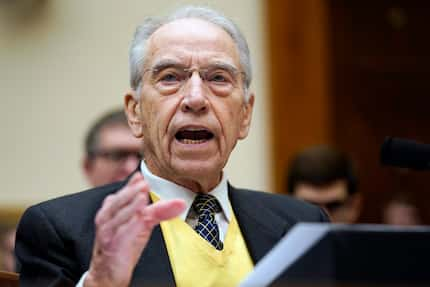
[383, 192, 422, 226]
[381, 137, 430, 170]
[273, 224, 430, 286]
[287, 145, 361, 223]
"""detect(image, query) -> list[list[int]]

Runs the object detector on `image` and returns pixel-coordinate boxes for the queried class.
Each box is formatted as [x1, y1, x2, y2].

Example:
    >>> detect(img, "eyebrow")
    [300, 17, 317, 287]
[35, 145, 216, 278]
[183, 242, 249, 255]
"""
[150, 59, 240, 74]
[151, 59, 187, 72]
[207, 61, 240, 74]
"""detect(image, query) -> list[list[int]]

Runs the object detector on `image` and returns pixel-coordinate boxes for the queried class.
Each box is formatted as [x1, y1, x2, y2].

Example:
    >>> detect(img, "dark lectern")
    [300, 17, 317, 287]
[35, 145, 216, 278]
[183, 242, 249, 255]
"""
[241, 223, 430, 287]
[274, 224, 430, 287]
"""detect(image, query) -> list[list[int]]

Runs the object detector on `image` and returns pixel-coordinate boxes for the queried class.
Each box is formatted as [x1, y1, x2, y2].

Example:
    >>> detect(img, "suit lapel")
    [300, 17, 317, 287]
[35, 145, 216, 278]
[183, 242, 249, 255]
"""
[131, 225, 175, 285]
[229, 185, 294, 263]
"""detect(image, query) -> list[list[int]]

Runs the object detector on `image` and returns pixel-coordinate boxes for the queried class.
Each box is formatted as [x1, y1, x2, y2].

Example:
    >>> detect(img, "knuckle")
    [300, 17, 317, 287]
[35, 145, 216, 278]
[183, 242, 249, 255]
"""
[94, 211, 104, 226]
[103, 195, 115, 205]
[97, 227, 112, 247]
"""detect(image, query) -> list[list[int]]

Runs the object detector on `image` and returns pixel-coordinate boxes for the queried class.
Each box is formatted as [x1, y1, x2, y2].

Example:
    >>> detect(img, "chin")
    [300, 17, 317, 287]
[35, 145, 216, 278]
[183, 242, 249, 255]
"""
[172, 159, 223, 180]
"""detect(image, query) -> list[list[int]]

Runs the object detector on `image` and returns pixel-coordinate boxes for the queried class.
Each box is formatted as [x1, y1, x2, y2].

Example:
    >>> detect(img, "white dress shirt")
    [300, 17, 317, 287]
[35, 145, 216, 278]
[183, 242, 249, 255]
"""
[77, 161, 232, 286]
[140, 160, 231, 239]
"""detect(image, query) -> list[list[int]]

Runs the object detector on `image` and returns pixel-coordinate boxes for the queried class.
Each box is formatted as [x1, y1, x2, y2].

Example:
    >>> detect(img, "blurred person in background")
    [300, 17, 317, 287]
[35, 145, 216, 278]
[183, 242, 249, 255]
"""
[0, 225, 16, 272]
[382, 192, 422, 226]
[287, 145, 361, 223]
[82, 108, 142, 187]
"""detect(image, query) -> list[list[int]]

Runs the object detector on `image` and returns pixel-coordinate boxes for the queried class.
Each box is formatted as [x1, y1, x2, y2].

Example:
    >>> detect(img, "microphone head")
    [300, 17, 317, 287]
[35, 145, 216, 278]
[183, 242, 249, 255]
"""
[380, 137, 430, 170]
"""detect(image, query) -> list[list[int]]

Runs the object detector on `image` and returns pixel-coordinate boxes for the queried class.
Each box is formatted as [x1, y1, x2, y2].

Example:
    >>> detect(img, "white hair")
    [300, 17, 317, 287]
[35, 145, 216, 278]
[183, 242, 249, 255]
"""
[129, 6, 252, 101]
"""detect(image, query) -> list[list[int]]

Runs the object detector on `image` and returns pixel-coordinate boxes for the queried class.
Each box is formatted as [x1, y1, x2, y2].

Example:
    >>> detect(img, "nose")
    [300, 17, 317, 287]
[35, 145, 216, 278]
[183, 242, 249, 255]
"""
[180, 72, 208, 114]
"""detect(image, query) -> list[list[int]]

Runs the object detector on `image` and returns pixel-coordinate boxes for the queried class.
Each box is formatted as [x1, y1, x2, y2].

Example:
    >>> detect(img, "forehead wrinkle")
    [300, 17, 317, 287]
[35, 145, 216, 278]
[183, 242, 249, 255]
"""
[146, 18, 240, 70]
[153, 18, 236, 48]
[151, 59, 187, 71]
[148, 49, 239, 72]
[151, 56, 238, 71]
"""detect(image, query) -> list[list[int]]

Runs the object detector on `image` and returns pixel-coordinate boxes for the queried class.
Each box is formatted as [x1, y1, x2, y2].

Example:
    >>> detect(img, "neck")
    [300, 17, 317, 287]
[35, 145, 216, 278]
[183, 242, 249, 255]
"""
[143, 158, 222, 193]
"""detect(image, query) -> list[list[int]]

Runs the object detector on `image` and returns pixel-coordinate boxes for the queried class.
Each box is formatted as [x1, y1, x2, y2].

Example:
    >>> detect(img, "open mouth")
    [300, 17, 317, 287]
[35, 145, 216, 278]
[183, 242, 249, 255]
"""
[175, 128, 214, 144]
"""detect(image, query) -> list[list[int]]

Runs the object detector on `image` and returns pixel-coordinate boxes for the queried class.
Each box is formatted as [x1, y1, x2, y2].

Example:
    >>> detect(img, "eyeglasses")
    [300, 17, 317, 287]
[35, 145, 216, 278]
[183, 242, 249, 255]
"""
[144, 63, 244, 94]
[90, 149, 142, 163]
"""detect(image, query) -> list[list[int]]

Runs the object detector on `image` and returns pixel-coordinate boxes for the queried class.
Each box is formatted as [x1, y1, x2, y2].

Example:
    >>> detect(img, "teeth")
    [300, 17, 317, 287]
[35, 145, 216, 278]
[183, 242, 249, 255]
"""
[181, 139, 207, 144]
[182, 127, 206, 131]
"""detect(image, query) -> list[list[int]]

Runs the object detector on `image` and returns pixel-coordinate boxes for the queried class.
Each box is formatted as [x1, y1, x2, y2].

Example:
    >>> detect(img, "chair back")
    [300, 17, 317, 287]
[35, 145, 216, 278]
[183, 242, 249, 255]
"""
[0, 270, 19, 287]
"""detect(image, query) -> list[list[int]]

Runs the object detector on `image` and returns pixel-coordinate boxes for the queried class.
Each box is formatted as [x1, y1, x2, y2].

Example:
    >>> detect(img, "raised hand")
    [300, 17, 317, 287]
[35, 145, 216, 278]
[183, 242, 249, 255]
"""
[84, 172, 185, 287]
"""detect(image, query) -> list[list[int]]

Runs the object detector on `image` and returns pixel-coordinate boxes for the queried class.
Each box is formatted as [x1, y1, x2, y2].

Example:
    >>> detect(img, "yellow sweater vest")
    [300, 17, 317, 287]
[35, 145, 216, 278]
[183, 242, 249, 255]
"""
[151, 193, 254, 287]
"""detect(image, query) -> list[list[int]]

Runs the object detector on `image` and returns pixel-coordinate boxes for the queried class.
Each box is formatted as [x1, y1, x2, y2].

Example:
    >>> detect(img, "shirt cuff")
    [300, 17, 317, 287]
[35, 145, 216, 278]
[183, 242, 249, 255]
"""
[76, 271, 88, 287]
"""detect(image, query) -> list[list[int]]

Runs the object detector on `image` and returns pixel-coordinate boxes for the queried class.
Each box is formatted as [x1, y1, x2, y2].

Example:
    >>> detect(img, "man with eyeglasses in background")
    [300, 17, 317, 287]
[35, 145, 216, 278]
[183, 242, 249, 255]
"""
[287, 145, 362, 223]
[82, 109, 142, 187]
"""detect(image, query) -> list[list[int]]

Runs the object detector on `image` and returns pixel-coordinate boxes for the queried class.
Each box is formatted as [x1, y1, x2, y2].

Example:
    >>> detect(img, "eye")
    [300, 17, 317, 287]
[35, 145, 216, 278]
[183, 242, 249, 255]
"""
[211, 74, 227, 82]
[207, 70, 233, 84]
[153, 67, 186, 84]
[108, 151, 127, 161]
[159, 72, 180, 83]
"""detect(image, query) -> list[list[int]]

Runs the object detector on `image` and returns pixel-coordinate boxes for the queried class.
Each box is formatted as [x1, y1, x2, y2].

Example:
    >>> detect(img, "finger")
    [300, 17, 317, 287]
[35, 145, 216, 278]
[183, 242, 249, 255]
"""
[113, 212, 152, 255]
[96, 179, 149, 226]
[140, 199, 186, 228]
[107, 178, 149, 213]
[112, 201, 179, 250]
[99, 192, 149, 236]
[128, 172, 144, 185]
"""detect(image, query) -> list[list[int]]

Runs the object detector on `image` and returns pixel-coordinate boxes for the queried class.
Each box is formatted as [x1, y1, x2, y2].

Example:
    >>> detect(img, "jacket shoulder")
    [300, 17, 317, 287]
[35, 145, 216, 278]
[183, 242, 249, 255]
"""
[30, 181, 124, 218]
[18, 180, 127, 243]
[230, 186, 329, 223]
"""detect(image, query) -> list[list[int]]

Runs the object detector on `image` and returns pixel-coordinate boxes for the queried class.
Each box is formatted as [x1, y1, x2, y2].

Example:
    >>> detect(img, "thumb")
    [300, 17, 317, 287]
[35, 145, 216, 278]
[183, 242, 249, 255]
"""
[140, 199, 186, 228]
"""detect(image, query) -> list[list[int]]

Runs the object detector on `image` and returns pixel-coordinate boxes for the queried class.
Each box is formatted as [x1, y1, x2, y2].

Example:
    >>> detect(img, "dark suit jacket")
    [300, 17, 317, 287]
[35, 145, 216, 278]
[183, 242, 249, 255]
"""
[15, 180, 329, 286]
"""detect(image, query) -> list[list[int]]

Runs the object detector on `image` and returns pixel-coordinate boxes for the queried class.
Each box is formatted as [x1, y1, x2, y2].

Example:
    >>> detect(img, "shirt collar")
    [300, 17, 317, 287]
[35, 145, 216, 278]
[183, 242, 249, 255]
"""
[139, 160, 231, 222]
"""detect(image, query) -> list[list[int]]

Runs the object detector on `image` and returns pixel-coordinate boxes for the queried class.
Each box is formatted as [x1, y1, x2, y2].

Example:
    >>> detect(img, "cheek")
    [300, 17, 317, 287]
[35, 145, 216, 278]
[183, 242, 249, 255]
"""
[218, 102, 243, 144]
[227, 100, 245, 130]
[140, 98, 162, 131]
[91, 161, 115, 177]
[142, 97, 180, 142]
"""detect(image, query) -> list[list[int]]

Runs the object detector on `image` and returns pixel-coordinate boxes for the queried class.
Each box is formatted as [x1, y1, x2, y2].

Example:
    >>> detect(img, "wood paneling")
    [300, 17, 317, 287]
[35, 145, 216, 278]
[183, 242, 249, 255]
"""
[0, 208, 23, 226]
[266, 0, 333, 194]
[328, 0, 430, 223]
[267, 0, 430, 223]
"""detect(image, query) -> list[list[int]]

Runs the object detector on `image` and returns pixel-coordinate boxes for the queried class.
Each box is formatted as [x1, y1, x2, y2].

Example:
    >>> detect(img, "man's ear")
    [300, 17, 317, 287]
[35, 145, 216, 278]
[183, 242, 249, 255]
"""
[124, 90, 143, 138]
[82, 155, 93, 180]
[238, 93, 255, 139]
[350, 193, 363, 220]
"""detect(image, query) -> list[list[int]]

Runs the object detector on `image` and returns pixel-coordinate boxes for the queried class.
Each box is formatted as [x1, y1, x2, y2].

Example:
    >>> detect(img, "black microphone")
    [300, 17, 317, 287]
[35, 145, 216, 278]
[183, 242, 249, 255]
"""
[380, 137, 430, 170]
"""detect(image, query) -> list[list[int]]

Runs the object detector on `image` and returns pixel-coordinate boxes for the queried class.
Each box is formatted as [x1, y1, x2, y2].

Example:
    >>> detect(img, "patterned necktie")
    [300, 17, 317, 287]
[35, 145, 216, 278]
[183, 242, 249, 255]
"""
[192, 194, 224, 250]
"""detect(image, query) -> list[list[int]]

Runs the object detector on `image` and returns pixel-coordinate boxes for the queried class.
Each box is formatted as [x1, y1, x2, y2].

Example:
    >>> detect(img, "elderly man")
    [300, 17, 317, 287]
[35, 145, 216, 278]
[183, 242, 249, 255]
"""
[16, 6, 328, 287]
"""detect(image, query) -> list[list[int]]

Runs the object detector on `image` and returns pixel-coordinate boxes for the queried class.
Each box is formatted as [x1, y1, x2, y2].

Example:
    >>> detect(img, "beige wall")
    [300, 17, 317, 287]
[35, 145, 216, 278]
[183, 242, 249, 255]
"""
[0, 0, 271, 208]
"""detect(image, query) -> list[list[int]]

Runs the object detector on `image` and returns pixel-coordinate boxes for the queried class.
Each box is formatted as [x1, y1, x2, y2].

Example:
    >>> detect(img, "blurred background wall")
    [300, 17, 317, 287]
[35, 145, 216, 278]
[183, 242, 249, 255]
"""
[0, 0, 271, 215]
[1, 0, 429, 225]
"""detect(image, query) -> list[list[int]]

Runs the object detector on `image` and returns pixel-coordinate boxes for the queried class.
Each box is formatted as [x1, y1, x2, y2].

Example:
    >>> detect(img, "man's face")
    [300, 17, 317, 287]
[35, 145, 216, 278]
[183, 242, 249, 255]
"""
[383, 201, 422, 226]
[125, 18, 254, 192]
[294, 180, 360, 223]
[83, 124, 142, 187]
